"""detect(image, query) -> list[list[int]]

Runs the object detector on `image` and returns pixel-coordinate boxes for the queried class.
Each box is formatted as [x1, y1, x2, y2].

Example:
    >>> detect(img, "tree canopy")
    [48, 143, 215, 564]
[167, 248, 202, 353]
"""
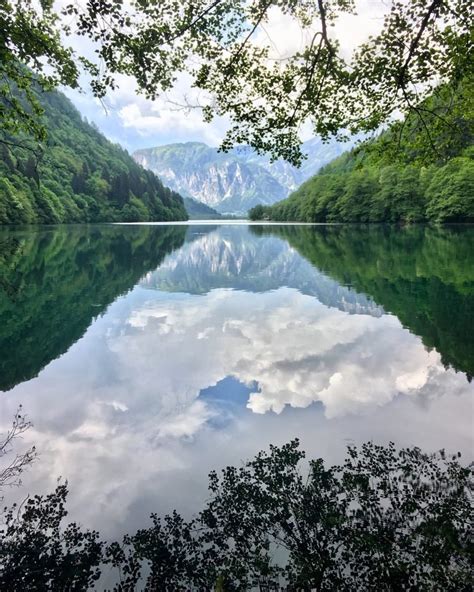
[1, 0, 473, 163]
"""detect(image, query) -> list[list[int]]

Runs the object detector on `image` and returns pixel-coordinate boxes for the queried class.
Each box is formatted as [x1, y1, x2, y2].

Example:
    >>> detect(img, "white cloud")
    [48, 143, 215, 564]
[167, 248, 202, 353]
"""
[111, 287, 456, 420]
[157, 400, 216, 439]
[117, 98, 228, 147]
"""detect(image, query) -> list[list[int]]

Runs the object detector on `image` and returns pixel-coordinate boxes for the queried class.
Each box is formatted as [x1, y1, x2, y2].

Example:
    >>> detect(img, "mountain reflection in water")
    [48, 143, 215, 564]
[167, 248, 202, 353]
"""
[0, 223, 472, 537]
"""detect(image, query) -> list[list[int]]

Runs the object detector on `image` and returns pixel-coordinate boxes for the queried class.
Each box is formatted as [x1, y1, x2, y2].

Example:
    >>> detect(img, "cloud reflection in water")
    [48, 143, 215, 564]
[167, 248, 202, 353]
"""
[1, 226, 472, 537]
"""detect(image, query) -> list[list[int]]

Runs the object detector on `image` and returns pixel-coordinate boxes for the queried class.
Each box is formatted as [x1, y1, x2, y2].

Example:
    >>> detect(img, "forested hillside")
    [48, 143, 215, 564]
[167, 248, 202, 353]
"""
[0, 89, 188, 224]
[183, 197, 223, 219]
[249, 79, 474, 223]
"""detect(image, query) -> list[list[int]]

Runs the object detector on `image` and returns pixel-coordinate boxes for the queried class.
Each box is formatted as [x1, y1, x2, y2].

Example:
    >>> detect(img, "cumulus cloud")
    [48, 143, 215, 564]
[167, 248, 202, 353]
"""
[110, 283, 457, 423]
[2, 278, 471, 534]
[3, 281, 471, 534]
[156, 400, 216, 439]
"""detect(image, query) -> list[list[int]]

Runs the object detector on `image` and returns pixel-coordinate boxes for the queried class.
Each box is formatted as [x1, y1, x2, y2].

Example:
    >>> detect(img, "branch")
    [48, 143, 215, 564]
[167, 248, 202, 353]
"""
[316, 0, 336, 58]
[223, 0, 274, 80]
[0, 406, 37, 492]
[166, 0, 225, 43]
[397, 0, 443, 89]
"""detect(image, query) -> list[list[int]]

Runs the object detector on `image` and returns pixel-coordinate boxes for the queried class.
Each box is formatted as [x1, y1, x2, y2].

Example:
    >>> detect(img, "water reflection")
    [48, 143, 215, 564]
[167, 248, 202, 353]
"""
[0, 223, 472, 537]
[254, 224, 474, 378]
[143, 225, 383, 316]
[0, 225, 187, 390]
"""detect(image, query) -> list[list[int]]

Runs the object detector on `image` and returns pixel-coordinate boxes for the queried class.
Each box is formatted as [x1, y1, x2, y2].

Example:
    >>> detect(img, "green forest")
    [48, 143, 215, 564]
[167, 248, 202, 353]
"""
[0, 89, 188, 224]
[249, 79, 474, 223]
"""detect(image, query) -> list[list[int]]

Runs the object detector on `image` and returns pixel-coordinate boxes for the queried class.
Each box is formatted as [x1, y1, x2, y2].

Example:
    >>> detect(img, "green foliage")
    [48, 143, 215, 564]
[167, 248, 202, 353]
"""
[1, 442, 472, 590]
[1, 0, 473, 163]
[249, 79, 474, 223]
[426, 156, 474, 222]
[67, 0, 473, 164]
[0, 485, 104, 591]
[0, 225, 187, 391]
[0, 88, 188, 224]
[0, 2, 82, 143]
[248, 204, 269, 221]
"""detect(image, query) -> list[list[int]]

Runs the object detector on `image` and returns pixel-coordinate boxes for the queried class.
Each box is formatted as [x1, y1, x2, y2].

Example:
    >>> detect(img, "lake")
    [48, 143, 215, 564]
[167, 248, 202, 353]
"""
[0, 223, 473, 538]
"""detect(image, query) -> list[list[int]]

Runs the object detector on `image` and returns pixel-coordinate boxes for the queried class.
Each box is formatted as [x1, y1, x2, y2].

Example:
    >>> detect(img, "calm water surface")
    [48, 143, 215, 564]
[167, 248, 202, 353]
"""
[1, 223, 473, 537]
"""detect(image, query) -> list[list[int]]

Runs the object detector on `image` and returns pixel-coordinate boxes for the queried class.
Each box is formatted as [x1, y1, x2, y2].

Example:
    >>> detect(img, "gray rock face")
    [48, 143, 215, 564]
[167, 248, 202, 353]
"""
[133, 138, 352, 216]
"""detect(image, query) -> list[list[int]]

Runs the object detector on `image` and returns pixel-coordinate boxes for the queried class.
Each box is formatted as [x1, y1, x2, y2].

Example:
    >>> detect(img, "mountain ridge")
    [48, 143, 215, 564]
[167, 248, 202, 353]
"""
[0, 88, 188, 224]
[133, 138, 351, 215]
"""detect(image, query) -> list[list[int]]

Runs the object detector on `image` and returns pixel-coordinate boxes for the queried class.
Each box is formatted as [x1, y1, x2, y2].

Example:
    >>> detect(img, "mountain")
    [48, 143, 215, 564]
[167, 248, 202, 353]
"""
[0, 89, 188, 224]
[183, 197, 222, 219]
[133, 138, 351, 216]
[249, 78, 474, 223]
[230, 137, 350, 190]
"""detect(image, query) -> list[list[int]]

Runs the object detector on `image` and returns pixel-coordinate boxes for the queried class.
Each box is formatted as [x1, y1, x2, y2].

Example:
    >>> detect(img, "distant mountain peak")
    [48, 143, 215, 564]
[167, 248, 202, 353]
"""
[133, 138, 351, 216]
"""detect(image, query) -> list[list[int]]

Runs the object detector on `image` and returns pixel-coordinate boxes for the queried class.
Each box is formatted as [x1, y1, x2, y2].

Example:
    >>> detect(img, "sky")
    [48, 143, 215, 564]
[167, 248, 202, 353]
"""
[61, 1, 389, 153]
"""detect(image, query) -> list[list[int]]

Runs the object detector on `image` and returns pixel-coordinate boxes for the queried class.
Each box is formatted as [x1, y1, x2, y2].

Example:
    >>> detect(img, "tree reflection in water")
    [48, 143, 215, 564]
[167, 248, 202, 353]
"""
[1, 438, 472, 591]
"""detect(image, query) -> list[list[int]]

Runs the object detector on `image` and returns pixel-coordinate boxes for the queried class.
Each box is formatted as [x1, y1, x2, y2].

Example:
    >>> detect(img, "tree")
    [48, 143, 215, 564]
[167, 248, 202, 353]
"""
[248, 204, 270, 221]
[426, 155, 474, 221]
[1, 0, 473, 163]
[0, 411, 103, 592]
[0, 0, 90, 145]
[0, 485, 104, 592]
[1, 440, 471, 590]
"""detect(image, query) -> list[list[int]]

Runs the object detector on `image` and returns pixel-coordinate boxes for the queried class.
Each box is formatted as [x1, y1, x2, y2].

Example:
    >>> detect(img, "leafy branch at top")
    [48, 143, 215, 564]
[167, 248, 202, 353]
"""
[1, 0, 473, 164]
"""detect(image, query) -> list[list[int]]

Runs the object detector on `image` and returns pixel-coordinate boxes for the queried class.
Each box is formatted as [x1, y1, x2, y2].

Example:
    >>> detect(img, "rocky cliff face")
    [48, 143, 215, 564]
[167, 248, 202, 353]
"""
[133, 138, 352, 215]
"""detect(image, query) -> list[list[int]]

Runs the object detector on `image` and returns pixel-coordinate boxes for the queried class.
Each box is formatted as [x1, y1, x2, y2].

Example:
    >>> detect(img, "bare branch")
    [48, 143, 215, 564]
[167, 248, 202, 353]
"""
[0, 406, 37, 493]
